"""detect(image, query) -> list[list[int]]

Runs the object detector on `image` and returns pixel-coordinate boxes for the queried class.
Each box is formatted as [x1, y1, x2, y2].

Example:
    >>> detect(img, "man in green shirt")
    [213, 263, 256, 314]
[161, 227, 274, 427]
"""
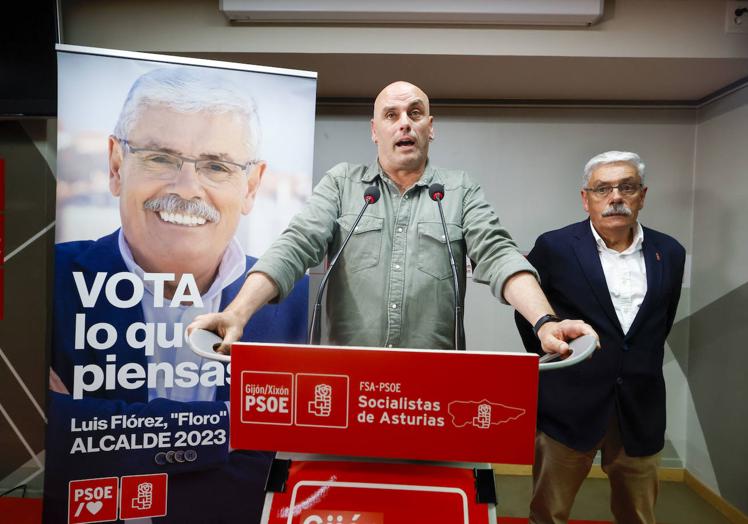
[190, 81, 596, 354]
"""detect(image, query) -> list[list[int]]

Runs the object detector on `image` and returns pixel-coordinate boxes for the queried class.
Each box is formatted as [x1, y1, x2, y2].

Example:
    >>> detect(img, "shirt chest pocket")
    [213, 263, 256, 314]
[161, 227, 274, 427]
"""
[416, 221, 465, 280]
[335, 214, 384, 273]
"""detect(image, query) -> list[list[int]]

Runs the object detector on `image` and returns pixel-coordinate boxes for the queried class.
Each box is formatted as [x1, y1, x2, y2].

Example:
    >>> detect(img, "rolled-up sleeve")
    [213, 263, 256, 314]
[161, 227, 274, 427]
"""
[250, 166, 344, 301]
[461, 176, 538, 303]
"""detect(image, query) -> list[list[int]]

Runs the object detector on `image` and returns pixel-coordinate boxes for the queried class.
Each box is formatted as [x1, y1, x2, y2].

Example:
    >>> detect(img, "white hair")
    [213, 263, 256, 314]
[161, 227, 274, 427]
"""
[583, 151, 646, 187]
[113, 66, 261, 155]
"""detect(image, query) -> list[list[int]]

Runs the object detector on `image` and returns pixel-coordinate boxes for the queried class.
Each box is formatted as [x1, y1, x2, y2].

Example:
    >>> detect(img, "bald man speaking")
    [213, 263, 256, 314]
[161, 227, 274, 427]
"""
[191, 81, 596, 354]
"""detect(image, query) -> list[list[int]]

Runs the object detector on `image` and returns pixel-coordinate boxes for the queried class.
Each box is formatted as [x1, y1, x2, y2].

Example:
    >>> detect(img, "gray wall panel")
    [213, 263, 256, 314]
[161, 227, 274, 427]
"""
[0, 121, 55, 494]
[689, 85, 748, 513]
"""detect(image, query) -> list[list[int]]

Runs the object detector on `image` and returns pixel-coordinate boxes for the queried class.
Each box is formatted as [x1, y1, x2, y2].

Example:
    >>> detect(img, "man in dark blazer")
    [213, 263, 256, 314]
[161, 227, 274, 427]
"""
[515, 151, 685, 524]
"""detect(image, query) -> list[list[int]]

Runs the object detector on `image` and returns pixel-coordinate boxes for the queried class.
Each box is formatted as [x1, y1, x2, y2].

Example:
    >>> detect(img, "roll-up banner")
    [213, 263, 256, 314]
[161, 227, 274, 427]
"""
[45, 45, 316, 524]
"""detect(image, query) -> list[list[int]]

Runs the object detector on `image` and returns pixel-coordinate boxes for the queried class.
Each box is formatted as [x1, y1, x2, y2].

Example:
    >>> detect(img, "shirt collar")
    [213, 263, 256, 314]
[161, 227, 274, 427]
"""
[118, 229, 246, 301]
[362, 158, 434, 187]
[590, 221, 644, 255]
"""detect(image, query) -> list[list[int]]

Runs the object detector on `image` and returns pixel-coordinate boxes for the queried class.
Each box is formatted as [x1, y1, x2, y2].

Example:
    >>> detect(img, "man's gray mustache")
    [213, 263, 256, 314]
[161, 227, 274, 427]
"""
[143, 194, 220, 223]
[602, 203, 632, 217]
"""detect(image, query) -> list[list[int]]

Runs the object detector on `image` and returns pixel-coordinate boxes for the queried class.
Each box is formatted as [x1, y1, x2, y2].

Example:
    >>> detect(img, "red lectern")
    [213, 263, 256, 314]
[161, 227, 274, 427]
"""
[229, 343, 540, 524]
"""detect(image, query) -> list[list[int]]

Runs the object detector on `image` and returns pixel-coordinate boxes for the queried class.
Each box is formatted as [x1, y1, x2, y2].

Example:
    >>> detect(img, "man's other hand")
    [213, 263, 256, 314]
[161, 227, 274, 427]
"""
[537, 319, 600, 356]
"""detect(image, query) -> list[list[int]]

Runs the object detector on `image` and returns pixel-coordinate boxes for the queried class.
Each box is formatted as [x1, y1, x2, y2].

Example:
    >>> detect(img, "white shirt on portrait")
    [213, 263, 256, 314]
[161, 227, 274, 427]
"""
[118, 230, 246, 402]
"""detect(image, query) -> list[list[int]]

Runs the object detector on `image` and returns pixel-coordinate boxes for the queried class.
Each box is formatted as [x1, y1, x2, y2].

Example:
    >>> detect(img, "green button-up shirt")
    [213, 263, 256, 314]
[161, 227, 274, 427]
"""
[251, 161, 537, 350]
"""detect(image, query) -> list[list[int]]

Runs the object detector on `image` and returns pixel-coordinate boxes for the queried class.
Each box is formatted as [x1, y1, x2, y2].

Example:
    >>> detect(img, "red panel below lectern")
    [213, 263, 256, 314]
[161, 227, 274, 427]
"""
[230, 344, 538, 464]
[262, 460, 493, 524]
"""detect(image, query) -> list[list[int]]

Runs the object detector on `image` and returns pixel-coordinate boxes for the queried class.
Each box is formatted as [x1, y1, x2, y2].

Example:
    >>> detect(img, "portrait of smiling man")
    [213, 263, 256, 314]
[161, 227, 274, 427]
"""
[45, 65, 309, 524]
[108, 98, 265, 296]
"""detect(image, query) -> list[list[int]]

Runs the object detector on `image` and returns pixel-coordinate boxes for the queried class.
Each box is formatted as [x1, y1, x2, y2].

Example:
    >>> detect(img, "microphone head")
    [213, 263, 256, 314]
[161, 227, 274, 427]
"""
[428, 183, 445, 201]
[364, 185, 381, 204]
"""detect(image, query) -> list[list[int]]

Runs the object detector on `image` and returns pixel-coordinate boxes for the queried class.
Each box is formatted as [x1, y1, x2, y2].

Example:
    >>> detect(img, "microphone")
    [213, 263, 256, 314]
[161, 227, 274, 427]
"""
[308, 185, 381, 345]
[428, 183, 466, 351]
[428, 184, 444, 201]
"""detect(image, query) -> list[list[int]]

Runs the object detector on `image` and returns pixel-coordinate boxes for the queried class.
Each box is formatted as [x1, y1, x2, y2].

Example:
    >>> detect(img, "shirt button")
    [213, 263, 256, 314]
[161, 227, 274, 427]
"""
[394, 264, 401, 270]
[616, 377, 624, 385]
[388, 344, 393, 348]
[397, 227, 403, 233]
[441, 235, 446, 240]
[404, 195, 409, 199]
[391, 303, 397, 309]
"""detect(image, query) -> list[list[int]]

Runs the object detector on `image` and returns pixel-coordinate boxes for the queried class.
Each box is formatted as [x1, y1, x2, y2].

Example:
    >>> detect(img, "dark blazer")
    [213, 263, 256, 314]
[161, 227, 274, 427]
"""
[44, 230, 309, 523]
[515, 219, 685, 457]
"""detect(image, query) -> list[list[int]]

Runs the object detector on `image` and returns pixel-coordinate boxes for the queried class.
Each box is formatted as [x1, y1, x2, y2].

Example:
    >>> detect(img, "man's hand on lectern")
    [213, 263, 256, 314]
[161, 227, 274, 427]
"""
[188, 309, 248, 355]
[187, 272, 280, 355]
[537, 319, 600, 357]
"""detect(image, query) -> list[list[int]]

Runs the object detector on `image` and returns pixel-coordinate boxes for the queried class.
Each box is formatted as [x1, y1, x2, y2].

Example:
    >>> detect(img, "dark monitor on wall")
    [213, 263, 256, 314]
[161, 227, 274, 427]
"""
[0, 0, 58, 117]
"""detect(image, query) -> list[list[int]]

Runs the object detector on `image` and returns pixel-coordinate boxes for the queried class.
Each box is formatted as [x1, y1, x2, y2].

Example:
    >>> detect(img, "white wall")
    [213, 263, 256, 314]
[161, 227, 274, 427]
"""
[693, 89, 748, 312]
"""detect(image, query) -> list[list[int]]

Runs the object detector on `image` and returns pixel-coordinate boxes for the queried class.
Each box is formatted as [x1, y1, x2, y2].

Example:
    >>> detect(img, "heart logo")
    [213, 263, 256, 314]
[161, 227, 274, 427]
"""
[86, 501, 103, 515]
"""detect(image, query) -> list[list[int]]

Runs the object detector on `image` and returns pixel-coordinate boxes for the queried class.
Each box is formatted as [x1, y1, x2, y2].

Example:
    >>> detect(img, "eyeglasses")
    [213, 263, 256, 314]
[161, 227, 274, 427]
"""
[584, 183, 643, 198]
[118, 138, 259, 187]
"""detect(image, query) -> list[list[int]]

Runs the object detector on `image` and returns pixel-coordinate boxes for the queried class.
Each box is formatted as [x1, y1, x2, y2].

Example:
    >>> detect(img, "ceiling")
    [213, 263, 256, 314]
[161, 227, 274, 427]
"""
[57, 0, 748, 108]
[180, 52, 748, 107]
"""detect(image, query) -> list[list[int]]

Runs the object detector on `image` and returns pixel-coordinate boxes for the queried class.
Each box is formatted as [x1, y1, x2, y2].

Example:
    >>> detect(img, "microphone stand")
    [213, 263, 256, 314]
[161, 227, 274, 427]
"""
[430, 184, 466, 351]
[308, 186, 380, 345]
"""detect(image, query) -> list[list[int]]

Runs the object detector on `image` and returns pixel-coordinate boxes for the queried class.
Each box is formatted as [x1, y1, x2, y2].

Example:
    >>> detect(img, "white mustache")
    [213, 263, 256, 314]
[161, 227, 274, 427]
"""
[602, 203, 632, 217]
[143, 194, 220, 222]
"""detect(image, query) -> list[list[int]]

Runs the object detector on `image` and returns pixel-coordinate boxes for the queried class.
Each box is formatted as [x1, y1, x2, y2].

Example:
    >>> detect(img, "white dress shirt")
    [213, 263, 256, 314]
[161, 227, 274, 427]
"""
[590, 222, 647, 334]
